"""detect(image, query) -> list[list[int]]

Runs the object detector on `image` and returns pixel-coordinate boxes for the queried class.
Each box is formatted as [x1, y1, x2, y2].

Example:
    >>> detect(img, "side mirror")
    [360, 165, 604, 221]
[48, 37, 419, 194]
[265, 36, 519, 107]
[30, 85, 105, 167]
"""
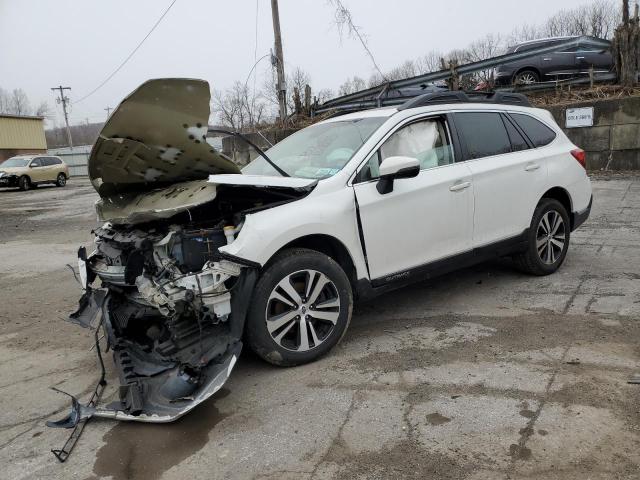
[376, 156, 420, 194]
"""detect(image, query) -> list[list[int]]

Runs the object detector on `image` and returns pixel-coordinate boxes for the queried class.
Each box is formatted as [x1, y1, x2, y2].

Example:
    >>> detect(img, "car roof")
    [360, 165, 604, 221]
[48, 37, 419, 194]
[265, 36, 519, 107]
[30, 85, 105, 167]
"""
[515, 36, 578, 47]
[320, 101, 544, 125]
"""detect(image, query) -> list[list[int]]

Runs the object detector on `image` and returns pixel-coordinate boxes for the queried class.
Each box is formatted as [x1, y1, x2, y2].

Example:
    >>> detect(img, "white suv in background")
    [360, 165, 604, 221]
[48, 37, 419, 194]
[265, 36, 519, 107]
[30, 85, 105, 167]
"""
[53, 80, 591, 427]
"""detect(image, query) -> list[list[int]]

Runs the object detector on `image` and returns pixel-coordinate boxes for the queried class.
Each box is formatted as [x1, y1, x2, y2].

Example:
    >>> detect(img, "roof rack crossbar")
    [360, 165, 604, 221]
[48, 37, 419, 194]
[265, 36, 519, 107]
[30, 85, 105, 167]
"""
[398, 91, 531, 111]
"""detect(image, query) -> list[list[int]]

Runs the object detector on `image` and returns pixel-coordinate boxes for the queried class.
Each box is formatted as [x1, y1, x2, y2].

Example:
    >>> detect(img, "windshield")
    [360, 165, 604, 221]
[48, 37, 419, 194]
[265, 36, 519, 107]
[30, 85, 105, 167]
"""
[242, 117, 386, 179]
[1, 157, 31, 168]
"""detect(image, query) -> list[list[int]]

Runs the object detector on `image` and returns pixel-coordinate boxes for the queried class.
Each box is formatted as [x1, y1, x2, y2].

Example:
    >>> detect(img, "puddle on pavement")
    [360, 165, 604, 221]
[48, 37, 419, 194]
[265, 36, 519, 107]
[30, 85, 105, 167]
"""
[425, 412, 451, 425]
[93, 389, 230, 480]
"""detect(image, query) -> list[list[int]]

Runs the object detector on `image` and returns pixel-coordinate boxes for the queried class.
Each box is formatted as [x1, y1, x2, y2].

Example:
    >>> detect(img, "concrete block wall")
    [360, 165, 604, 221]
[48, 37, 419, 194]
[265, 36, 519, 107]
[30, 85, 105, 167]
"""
[546, 96, 640, 170]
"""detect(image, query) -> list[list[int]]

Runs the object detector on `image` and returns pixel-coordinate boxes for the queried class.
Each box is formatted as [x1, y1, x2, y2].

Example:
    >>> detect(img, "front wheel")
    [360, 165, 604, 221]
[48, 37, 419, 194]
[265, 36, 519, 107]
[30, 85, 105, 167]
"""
[514, 198, 570, 276]
[56, 173, 67, 187]
[514, 70, 539, 85]
[246, 248, 353, 367]
[18, 176, 30, 191]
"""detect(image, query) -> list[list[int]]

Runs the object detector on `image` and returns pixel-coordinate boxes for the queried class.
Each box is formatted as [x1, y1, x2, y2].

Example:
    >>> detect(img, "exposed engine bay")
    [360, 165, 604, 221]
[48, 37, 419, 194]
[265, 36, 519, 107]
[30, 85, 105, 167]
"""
[46, 79, 316, 458]
[51, 183, 310, 428]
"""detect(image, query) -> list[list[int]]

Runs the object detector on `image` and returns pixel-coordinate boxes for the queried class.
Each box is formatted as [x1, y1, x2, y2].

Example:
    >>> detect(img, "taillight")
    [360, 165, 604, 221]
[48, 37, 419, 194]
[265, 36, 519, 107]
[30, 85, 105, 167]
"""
[570, 148, 586, 169]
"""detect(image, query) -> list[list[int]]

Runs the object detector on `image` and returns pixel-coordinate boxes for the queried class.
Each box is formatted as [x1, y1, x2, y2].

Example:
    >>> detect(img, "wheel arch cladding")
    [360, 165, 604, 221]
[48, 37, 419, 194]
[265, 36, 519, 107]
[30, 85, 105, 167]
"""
[273, 234, 358, 289]
[541, 186, 573, 220]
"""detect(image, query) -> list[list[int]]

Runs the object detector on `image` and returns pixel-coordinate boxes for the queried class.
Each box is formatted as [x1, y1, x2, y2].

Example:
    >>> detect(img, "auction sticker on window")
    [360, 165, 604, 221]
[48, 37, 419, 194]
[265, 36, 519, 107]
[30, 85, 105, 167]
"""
[566, 107, 594, 128]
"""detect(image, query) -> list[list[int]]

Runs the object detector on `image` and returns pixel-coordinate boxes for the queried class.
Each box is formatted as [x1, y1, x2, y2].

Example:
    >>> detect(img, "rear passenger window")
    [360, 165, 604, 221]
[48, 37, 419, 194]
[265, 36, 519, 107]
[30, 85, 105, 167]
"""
[501, 115, 529, 152]
[455, 112, 511, 159]
[48, 157, 62, 165]
[510, 113, 556, 147]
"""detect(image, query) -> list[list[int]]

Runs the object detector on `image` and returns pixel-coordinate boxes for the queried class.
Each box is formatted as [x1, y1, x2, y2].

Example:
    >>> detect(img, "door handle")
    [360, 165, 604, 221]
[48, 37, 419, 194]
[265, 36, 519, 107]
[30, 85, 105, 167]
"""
[449, 181, 471, 192]
[525, 163, 540, 172]
[542, 57, 552, 61]
[576, 56, 585, 59]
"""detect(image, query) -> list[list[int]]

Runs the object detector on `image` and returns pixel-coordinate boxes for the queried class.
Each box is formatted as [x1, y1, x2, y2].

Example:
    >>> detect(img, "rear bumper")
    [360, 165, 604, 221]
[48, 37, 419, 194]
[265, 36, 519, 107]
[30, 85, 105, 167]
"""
[571, 195, 592, 231]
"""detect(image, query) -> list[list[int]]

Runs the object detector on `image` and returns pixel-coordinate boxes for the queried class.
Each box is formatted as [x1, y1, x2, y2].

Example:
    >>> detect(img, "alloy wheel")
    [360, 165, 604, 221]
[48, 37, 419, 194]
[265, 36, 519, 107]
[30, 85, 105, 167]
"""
[536, 210, 565, 264]
[516, 72, 537, 85]
[265, 269, 340, 352]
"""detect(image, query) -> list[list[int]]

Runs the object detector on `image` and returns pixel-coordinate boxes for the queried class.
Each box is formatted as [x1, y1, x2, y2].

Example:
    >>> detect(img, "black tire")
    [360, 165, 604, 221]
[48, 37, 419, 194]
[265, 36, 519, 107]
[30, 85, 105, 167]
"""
[514, 69, 539, 85]
[18, 175, 30, 191]
[514, 198, 570, 276]
[246, 248, 353, 367]
[56, 173, 67, 187]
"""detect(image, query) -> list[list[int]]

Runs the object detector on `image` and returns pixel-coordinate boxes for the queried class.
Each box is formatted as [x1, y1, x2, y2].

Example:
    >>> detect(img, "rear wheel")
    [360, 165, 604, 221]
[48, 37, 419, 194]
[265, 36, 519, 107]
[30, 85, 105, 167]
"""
[56, 173, 67, 187]
[246, 248, 353, 367]
[515, 198, 570, 275]
[18, 176, 30, 191]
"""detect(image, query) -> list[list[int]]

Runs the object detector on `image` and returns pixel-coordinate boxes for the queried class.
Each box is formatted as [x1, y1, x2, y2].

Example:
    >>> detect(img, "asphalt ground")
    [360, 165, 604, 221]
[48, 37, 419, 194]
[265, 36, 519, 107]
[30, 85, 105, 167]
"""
[0, 174, 639, 479]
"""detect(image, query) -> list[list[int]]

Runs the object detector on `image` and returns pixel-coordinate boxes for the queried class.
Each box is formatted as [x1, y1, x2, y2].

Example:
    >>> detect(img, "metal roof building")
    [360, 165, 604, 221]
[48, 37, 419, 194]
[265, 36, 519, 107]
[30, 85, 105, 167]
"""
[0, 114, 47, 161]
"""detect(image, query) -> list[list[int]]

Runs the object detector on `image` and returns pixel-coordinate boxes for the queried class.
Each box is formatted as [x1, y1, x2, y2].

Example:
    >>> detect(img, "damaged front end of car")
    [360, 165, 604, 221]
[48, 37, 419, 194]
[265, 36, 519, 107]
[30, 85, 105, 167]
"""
[47, 79, 315, 452]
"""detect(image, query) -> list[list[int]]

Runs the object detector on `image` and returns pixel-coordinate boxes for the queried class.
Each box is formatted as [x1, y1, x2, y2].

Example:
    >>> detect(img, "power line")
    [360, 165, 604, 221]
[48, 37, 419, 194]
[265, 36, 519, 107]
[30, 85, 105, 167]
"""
[73, 0, 178, 105]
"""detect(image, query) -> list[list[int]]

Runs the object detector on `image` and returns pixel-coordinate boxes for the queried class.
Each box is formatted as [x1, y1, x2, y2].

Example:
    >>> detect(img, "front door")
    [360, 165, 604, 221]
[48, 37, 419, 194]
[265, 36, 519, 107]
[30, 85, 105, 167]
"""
[353, 116, 474, 281]
[29, 157, 47, 182]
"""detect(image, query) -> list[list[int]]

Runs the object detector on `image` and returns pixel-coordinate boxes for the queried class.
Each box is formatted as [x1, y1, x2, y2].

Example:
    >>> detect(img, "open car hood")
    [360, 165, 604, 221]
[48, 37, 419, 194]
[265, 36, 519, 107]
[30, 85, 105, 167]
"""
[89, 78, 240, 198]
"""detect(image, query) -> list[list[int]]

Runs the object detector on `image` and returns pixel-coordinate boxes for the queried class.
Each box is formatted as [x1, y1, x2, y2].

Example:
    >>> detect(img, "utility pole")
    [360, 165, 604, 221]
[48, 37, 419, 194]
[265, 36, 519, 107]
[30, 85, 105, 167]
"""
[51, 86, 73, 150]
[105, 106, 112, 118]
[270, 0, 287, 122]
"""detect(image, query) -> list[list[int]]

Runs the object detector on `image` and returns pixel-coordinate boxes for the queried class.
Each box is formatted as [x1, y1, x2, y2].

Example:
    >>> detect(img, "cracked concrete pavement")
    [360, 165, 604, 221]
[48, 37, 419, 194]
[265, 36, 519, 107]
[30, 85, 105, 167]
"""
[0, 174, 639, 479]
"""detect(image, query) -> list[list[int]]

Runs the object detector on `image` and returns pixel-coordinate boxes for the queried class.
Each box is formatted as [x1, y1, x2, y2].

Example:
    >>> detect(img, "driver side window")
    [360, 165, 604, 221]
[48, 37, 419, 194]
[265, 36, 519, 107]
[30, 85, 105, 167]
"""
[357, 117, 453, 182]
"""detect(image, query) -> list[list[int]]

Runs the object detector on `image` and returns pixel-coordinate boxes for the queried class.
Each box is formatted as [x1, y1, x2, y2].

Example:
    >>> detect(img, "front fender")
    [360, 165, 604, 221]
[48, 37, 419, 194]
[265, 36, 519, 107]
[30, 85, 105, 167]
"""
[219, 187, 368, 279]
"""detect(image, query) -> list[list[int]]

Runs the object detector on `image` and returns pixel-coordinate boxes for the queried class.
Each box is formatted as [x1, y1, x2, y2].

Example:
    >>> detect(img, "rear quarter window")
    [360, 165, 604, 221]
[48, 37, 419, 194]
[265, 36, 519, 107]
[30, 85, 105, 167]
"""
[510, 113, 556, 147]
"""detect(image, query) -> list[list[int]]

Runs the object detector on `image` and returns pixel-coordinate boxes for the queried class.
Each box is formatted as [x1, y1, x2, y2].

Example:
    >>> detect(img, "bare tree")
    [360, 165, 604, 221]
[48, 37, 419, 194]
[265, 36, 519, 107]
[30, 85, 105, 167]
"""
[212, 81, 266, 131]
[8, 88, 31, 116]
[327, 0, 387, 80]
[415, 51, 445, 74]
[466, 33, 505, 83]
[315, 88, 334, 103]
[35, 101, 51, 118]
[338, 76, 367, 96]
[262, 66, 313, 114]
[541, 0, 618, 38]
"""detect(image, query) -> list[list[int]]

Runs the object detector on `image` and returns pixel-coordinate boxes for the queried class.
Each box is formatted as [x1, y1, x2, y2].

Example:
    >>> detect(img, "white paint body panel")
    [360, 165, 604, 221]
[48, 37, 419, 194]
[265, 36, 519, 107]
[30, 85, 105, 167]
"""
[354, 163, 474, 279]
[208, 174, 317, 189]
[467, 148, 548, 247]
[221, 103, 592, 285]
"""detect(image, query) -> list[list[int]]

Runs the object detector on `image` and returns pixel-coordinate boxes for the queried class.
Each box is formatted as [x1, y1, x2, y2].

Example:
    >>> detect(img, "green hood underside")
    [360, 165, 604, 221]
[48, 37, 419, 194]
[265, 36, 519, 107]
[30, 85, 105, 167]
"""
[89, 78, 240, 199]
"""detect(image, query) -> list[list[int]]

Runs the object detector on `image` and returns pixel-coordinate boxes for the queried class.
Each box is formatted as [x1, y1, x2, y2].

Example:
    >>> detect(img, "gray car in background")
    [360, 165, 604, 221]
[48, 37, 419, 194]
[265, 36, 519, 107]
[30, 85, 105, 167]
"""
[494, 36, 613, 86]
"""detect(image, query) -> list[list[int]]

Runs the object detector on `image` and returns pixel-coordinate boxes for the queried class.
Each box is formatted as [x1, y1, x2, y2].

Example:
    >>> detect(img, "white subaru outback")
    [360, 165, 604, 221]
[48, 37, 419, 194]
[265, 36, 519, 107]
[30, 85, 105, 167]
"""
[50, 79, 591, 428]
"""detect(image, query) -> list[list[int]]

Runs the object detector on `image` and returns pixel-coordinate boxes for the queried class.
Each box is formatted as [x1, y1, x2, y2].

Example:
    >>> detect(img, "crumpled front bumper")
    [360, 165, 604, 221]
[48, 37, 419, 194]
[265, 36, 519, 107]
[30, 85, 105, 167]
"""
[49, 288, 241, 427]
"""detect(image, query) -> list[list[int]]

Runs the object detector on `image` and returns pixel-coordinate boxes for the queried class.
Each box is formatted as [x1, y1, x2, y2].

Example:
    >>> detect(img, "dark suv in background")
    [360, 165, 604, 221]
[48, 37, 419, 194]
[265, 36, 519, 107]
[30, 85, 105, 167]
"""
[494, 36, 613, 86]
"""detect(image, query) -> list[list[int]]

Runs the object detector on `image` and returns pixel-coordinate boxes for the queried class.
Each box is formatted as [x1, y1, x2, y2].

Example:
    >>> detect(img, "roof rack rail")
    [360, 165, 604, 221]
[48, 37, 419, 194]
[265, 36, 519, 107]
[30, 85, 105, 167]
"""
[397, 90, 531, 110]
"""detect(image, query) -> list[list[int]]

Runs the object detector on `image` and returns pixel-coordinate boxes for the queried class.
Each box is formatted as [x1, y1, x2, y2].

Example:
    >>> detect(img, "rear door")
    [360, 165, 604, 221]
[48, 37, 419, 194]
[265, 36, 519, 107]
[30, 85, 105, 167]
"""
[353, 115, 474, 281]
[575, 43, 613, 72]
[452, 111, 548, 248]
[540, 40, 579, 79]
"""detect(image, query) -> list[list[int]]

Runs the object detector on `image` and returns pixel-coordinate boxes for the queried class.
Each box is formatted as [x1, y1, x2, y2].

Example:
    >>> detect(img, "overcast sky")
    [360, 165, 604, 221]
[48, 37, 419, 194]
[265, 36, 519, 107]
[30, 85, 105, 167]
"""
[0, 0, 591, 127]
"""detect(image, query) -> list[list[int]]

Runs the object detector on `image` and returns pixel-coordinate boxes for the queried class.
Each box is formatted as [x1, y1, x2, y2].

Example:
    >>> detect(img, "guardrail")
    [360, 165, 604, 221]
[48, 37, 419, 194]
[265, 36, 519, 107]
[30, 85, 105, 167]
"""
[313, 36, 613, 114]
